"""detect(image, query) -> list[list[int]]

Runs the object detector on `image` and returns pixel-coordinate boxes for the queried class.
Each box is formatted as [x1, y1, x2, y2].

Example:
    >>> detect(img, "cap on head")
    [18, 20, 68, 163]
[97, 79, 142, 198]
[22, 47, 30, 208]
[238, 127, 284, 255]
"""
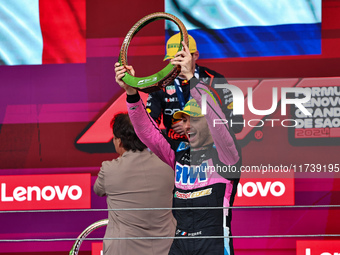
[164, 33, 197, 61]
[173, 99, 204, 119]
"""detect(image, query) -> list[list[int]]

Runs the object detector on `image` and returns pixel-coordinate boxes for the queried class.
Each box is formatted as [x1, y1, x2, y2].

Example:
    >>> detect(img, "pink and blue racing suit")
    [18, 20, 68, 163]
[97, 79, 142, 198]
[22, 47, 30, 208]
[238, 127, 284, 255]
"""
[126, 78, 242, 255]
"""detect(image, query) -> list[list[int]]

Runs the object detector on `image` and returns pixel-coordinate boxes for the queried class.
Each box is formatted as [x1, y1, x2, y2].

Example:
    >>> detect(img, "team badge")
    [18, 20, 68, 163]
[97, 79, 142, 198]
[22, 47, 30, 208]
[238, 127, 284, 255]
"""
[166, 85, 176, 95]
[177, 141, 190, 152]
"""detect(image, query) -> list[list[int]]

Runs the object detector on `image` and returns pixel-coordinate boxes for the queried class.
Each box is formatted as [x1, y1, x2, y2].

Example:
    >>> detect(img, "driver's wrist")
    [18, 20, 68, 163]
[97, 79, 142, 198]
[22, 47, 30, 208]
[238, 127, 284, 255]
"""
[126, 87, 137, 95]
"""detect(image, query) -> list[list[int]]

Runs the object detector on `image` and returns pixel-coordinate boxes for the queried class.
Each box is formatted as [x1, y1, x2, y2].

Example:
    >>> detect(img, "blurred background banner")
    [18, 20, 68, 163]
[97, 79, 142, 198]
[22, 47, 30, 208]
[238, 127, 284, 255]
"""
[0, 0, 85, 65]
[165, 0, 321, 58]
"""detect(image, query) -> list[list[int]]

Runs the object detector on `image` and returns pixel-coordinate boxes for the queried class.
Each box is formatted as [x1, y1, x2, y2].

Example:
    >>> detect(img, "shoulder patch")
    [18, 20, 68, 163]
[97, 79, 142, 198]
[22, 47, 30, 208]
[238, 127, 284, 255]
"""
[166, 85, 176, 95]
[177, 141, 190, 152]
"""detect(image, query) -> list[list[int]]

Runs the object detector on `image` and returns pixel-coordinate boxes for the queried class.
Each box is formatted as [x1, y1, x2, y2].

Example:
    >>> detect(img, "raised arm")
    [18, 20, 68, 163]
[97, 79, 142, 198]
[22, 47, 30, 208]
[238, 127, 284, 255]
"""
[114, 63, 176, 169]
[191, 80, 239, 166]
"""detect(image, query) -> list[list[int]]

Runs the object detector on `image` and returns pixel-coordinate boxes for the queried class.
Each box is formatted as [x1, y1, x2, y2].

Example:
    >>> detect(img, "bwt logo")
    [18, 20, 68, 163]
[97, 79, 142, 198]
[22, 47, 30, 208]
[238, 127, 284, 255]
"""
[175, 162, 208, 185]
[201, 84, 312, 116]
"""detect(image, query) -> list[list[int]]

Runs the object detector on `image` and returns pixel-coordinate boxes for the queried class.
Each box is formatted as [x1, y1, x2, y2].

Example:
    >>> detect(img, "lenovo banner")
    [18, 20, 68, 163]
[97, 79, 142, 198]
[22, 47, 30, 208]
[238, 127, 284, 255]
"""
[296, 240, 340, 255]
[234, 177, 295, 206]
[0, 174, 91, 211]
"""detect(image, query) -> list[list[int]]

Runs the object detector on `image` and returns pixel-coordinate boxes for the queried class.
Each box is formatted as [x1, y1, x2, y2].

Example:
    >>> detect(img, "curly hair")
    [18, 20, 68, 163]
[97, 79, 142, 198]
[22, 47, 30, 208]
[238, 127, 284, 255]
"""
[110, 113, 147, 152]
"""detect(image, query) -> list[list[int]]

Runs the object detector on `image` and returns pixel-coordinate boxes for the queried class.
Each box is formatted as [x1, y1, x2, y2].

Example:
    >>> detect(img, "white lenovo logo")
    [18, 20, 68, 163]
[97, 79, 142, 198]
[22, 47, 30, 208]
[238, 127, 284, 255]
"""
[237, 181, 285, 197]
[1, 183, 82, 202]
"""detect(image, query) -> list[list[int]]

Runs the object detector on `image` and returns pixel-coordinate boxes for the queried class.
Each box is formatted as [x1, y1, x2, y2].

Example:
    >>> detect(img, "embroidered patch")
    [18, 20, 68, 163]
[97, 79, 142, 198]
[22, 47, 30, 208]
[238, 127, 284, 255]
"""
[166, 85, 176, 95]
[129, 106, 138, 110]
[177, 141, 190, 152]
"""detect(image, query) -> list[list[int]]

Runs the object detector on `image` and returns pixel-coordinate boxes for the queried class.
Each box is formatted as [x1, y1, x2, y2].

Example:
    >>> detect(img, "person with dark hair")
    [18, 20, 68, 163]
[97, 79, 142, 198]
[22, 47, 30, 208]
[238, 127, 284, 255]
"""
[110, 113, 147, 152]
[94, 113, 176, 255]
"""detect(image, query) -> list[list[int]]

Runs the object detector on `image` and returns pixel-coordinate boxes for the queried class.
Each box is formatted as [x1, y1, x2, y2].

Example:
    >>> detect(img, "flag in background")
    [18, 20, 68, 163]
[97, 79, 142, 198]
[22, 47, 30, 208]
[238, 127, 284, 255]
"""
[0, 0, 85, 65]
[165, 0, 321, 59]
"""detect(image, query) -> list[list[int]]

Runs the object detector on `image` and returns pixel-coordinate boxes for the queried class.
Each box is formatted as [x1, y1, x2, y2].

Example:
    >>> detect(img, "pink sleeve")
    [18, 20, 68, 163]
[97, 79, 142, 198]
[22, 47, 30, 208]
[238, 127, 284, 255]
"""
[127, 98, 176, 169]
[191, 81, 240, 165]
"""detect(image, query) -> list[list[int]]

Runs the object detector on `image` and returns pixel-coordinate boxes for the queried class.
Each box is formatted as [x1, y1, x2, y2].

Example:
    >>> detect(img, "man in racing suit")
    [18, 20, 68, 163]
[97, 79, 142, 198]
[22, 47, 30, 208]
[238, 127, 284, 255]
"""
[115, 41, 241, 255]
[146, 33, 244, 141]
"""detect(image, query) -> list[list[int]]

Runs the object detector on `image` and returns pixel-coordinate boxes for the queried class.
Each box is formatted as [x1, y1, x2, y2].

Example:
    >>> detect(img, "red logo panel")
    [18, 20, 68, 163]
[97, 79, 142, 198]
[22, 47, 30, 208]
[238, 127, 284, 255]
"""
[296, 240, 340, 255]
[92, 242, 103, 255]
[234, 178, 295, 206]
[0, 174, 91, 210]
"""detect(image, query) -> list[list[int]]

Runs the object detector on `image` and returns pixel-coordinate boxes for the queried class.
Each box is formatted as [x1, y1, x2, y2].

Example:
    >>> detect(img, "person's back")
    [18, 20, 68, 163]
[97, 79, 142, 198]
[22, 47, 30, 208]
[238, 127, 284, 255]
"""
[94, 113, 176, 255]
